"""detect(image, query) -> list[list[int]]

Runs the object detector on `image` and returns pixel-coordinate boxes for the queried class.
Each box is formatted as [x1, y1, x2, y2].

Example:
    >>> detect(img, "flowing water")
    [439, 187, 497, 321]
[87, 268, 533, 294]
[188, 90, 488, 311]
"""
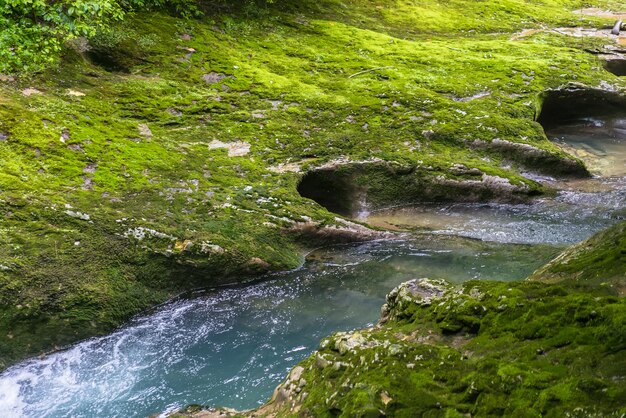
[0, 238, 561, 418]
[364, 178, 625, 243]
[366, 113, 626, 241]
[1, 113, 625, 418]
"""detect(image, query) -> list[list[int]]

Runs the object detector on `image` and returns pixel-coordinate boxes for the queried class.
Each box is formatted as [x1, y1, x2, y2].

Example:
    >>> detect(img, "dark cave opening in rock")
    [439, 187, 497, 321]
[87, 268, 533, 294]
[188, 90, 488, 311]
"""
[297, 169, 362, 217]
[86, 49, 131, 73]
[85, 43, 145, 73]
[537, 88, 626, 128]
[604, 59, 626, 77]
[538, 88, 626, 177]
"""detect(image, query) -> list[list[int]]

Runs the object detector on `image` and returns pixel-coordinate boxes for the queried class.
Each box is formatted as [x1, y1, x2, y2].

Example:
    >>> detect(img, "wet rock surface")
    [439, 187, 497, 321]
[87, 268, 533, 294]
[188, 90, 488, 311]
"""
[605, 57, 626, 76]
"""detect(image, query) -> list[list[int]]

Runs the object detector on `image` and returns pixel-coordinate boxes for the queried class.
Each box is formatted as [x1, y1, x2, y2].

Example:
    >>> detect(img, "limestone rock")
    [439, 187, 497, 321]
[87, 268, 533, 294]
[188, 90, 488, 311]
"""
[381, 278, 451, 321]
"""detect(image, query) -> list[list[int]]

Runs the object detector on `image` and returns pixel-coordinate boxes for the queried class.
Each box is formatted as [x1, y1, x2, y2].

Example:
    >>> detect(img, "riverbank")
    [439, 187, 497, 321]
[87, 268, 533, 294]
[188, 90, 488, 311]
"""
[2, 0, 626, 370]
[174, 221, 626, 417]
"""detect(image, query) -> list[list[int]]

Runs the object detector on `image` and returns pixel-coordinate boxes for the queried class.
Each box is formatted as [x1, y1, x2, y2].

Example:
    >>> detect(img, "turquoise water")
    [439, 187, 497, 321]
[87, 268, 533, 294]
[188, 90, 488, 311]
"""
[1, 113, 625, 418]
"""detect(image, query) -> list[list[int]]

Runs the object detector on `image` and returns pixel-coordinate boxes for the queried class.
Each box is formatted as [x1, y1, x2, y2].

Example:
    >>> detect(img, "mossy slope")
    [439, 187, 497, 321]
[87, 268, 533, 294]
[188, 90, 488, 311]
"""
[1, 0, 626, 368]
[530, 221, 626, 294]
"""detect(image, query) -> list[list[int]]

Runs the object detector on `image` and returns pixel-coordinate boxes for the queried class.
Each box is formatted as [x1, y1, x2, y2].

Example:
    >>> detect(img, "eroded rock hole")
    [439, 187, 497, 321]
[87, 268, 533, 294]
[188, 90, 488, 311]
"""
[538, 88, 626, 177]
[86, 48, 132, 73]
[296, 162, 538, 218]
[604, 59, 626, 77]
[297, 169, 363, 217]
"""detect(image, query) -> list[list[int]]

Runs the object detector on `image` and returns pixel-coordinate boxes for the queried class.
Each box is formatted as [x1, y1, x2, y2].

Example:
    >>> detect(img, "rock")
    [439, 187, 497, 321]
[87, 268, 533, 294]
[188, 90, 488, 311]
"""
[200, 242, 225, 254]
[67, 143, 84, 152]
[176, 46, 196, 61]
[431, 172, 531, 202]
[174, 240, 194, 251]
[138, 123, 152, 139]
[288, 220, 395, 244]
[612, 20, 622, 35]
[83, 164, 97, 174]
[208, 140, 251, 157]
[381, 278, 450, 321]
[268, 99, 282, 110]
[475, 137, 589, 177]
[271, 387, 289, 404]
[246, 257, 270, 271]
[66, 90, 85, 97]
[60, 129, 70, 143]
[449, 163, 482, 176]
[202, 72, 233, 84]
[332, 361, 349, 370]
[124, 227, 175, 241]
[335, 332, 367, 355]
[452, 90, 490, 102]
[82, 175, 93, 190]
[388, 344, 403, 356]
[316, 354, 331, 369]
[289, 366, 305, 382]
[22, 88, 42, 96]
[267, 162, 301, 173]
[64, 210, 90, 221]
[380, 391, 393, 406]
[422, 129, 435, 138]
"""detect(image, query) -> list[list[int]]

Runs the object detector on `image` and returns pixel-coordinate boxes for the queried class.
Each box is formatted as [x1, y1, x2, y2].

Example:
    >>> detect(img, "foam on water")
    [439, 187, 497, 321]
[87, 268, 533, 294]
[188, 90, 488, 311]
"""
[0, 237, 561, 418]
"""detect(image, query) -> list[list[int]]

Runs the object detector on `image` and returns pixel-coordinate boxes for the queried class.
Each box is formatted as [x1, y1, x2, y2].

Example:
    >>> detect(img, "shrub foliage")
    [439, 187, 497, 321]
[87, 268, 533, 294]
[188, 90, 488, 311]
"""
[0, 0, 272, 73]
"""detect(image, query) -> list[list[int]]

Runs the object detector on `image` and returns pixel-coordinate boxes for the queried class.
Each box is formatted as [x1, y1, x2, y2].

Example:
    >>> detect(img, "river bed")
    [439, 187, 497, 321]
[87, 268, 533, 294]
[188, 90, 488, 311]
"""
[0, 112, 625, 417]
[0, 237, 561, 417]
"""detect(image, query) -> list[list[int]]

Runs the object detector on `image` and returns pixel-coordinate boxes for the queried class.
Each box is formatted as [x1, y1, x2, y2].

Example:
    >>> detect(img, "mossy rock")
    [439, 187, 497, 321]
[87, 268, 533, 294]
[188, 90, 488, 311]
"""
[240, 223, 626, 417]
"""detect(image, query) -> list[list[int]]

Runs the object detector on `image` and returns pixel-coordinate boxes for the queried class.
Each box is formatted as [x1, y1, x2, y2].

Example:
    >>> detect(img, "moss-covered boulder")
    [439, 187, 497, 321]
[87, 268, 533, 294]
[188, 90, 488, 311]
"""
[529, 221, 626, 295]
[221, 222, 625, 417]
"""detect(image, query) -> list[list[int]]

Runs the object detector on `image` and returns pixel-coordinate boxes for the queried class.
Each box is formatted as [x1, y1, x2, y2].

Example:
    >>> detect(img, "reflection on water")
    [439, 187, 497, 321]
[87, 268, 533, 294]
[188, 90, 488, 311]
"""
[547, 114, 626, 177]
[366, 179, 625, 244]
[0, 237, 558, 418]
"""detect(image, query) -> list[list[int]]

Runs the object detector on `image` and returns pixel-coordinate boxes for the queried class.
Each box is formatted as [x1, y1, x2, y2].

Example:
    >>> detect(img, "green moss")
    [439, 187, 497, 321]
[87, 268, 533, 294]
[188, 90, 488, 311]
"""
[1, 0, 626, 368]
[529, 222, 626, 292]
